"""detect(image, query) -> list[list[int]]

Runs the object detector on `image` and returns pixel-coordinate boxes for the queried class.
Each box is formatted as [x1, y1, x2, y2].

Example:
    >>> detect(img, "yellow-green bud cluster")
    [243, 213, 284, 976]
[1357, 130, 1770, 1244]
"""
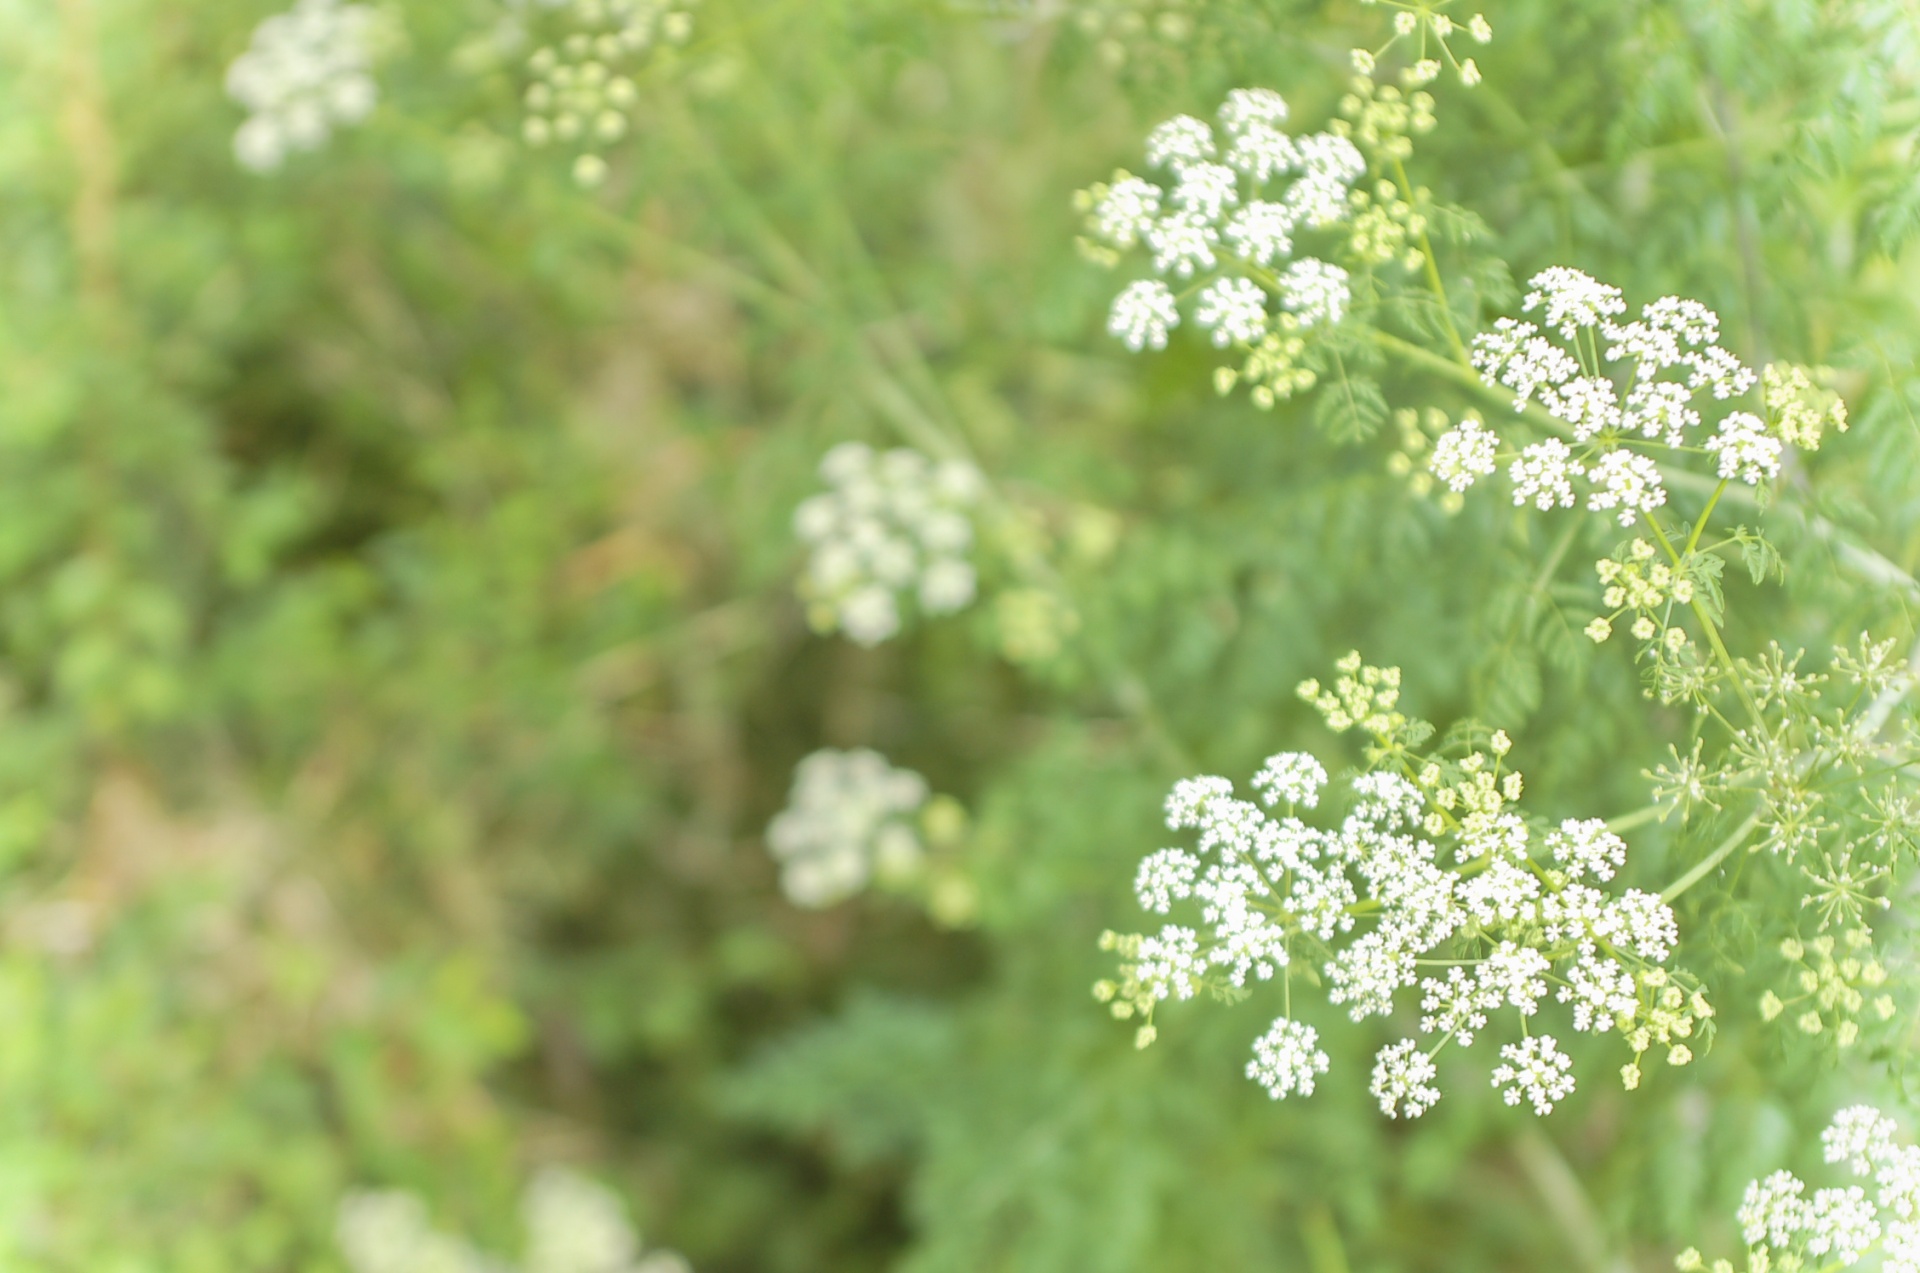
[1347, 178, 1429, 270]
[1297, 651, 1404, 735]
[1587, 538, 1692, 648]
[1331, 75, 1436, 162]
[519, 0, 696, 187]
[1761, 929, 1893, 1048]
[1068, 0, 1195, 71]
[1762, 362, 1848, 451]
[1218, 325, 1315, 407]
[1416, 746, 1524, 836]
[1621, 966, 1712, 1074]
[1094, 929, 1168, 1048]
[994, 587, 1081, 667]
[1385, 407, 1464, 510]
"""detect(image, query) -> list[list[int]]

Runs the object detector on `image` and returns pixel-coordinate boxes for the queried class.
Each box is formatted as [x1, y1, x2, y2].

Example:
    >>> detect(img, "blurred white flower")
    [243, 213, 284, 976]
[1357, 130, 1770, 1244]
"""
[795, 442, 984, 645]
[226, 0, 390, 172]
[766, 749, 932, 907]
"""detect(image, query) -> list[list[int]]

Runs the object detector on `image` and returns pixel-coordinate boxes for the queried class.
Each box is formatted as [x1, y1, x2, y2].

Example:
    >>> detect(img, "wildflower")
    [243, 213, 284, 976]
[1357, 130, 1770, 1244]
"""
[1108, 666, 1704, 1117]
[1764, 363, 1848, 449]
[226, 0, 386, 172]
[766, 749, 931, 907]
[1277, 259, 1351, 327]
[795, 443, 984, 645]
[1195, 277, 1270, 346]
[1430, 418, 1500, 492]
[1145, 114, 1216, 170]
[1083, 90, 1367, 402]
[1223, 201, 1295, 265]
[1825, 1106, 1899, 1175]
[1509, 439, 1583, 509]
[336, 1190, 487, 1273]
[1586, 450, 1667, 525]
[1251, 751, 1328, 808]
[1170, 161, 1241, 221]
[1247, 1018, 1331, 1098]
[1134, 849, 1200, 913]
[1145, 211, 1219, 276]
[1492, 1036, 1576, 1115]
[1523, 267, 1627, 340]
[1547, 819, 1628, 882]
[1707, 411, 1783, 484]
[516, 0, 693, 177]
[524, 1167, 639, 1273]
[1371, 1039, 1441, 1118]
[1805, 1187, 1879, 1263]
[1109, 279, 1182, 350]
[1088, 176, 1164, 248]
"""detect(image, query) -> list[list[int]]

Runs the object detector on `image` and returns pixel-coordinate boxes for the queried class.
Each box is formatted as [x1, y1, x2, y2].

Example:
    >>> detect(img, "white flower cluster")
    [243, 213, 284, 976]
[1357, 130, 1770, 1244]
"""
[1682, 1106, 1920, 1273]
[766, 749, 930, 908]
[1083, 89, 1363, 396]
[1457, 267, 1779, 524]
[793, 442, 984, 646]
[337, 1191, 490, 1273]
[519, 0, 697, 188]
[226, 0, 387, 173]
[1111, 714, 1704, 1119]
[338, 1169, 691, 1273]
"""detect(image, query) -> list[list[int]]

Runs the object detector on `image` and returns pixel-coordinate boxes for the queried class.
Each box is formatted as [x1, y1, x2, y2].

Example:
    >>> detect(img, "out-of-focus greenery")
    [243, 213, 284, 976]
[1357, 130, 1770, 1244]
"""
[4, 0, 1920, 1269]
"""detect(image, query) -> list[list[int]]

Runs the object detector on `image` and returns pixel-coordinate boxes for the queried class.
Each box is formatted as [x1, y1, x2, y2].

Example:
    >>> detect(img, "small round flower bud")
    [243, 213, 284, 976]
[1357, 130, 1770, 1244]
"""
[572, 153, 608, 187]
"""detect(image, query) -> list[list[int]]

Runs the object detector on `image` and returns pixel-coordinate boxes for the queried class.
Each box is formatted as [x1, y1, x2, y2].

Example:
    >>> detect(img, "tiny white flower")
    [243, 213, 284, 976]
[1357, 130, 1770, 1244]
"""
[1145, 212, 1220, 277]
[1223, 201, 1295, 265]
[1824, 1106, 1900, 1175]
[1091, 176, 1164, 249]
[918, 558, 977, 613]
[1707, 411, 1783, 484]
[1109, 279, 1181, 351]
[1278, 259, 1350, 327]
[1251, 751, 1328, 808]
[767, 750, 930, 907]
[1546, 818, 1627, 881]
[1491, 1036, 1576, 1115]
[1145, 114, 1216, 171]
[1247, 1018, 1331, 1099]
[1805, 1186, 1880, 1263]
[1508, 439, 1583, 509]
[226, 0, 386, 173]
[1371, 1039, 1441, 1118]
[1170, 161, 1241, 221]
[1740, 1170, 1812, 1247]
[1430, 419, 1500, 492]
[1218, 88, 1290, 134]
[1585, 449, 1667, 525]
[1522, 266, 1627, 340]
[1195, 277, 1271, 347]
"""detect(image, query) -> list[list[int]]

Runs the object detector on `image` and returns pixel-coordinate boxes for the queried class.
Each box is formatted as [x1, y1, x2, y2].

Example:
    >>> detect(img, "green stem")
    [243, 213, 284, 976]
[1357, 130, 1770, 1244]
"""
[1660, 810, 1762, 903]
[1686, 479, 1729, 556]
[1392, 156, 1470, 368]
[1643, 513, 1769, 733]
[1605, 804, 1663, 835]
